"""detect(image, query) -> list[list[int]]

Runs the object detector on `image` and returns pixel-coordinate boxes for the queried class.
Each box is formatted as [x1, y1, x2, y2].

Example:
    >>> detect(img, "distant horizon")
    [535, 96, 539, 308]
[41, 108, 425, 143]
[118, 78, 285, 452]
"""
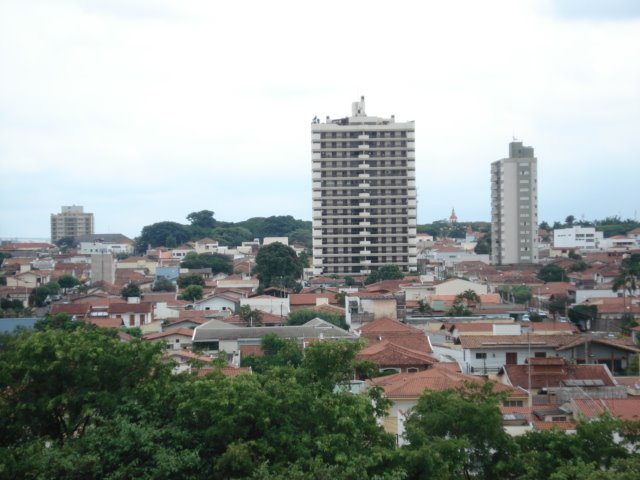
[3, 212, 639, 245]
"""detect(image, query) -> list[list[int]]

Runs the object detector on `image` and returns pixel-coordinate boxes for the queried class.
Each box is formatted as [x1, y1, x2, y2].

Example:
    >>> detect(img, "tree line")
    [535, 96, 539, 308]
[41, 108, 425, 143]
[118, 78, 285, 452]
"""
[135, 210, 312, 252]
[1, 323, 638, 479]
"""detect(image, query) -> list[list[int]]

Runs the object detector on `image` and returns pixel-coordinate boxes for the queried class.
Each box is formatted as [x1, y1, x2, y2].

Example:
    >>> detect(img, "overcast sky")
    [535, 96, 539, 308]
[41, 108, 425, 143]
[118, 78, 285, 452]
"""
[1, 0, 639, 240]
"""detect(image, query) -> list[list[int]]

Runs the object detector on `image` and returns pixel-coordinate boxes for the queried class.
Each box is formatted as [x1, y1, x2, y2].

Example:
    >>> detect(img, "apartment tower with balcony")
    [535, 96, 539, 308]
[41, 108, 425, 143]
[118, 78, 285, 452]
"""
[311, 97, 417, 276]
[491, 141, 539, 265]
[50, 205, 95, 242]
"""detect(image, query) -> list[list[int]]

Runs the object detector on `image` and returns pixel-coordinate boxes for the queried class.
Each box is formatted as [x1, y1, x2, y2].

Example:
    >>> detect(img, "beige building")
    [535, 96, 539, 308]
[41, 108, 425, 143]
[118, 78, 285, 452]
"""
[311, 97, 417, 276]
[491, 141, 539, 265]
[50, 205, 94, 242]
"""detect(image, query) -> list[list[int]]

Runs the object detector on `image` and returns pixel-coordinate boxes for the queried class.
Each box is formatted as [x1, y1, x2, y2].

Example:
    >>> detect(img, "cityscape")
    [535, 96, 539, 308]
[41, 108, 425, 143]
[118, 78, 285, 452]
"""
[2, 1, 640, 478]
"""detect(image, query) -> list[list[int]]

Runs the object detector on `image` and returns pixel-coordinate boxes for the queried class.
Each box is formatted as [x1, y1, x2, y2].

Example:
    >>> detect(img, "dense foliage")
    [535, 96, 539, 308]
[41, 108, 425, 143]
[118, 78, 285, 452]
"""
[254, 242, 303, 290]
[1, 324, 639, 479]
[136, 211, 313, 251]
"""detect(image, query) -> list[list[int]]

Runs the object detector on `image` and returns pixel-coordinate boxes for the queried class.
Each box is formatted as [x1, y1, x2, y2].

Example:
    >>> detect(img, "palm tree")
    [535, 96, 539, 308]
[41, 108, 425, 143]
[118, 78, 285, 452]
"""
[456, 289, 481, 307]
[612, 254, 640, 326]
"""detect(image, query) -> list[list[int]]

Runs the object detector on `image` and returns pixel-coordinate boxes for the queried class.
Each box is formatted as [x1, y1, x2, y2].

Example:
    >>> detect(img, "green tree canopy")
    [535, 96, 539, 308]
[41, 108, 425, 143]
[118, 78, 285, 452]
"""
[152, 276, 176, 292]
[180, 252, 233, 274]
[138, 221, 192, 248]
[287, 308, 347, 330]
[187, 210, 217, 229]
[176, 273, 206, 288]
[365, 264, 405, 284]
[254, 242, 303, 290]
[538, 264, 567, 282]
[180, 285, 204, 302]
[120, 282, 141, 299]
[57, 274, 80, 291]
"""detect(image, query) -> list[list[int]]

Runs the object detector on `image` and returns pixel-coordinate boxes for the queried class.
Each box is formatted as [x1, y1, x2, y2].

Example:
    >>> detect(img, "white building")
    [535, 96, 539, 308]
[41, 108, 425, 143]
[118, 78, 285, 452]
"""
[553, 226, 603, 250]
[311, 97, 417, 276]
[491, 141, 539, 265]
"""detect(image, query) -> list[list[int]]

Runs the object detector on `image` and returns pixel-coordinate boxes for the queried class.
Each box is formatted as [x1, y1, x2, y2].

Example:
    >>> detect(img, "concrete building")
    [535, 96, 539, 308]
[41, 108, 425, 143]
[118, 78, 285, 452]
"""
[554, 226, 603, 250]
[491, 141, 539, 265]
[311, 97, 417, 276]
[51, 205, 94, 242]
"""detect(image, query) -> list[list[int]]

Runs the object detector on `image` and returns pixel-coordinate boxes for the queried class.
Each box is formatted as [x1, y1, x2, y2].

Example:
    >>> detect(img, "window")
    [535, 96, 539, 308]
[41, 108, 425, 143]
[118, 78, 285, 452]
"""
[503, 400, 524, 407]
[476, 352, 487, 359]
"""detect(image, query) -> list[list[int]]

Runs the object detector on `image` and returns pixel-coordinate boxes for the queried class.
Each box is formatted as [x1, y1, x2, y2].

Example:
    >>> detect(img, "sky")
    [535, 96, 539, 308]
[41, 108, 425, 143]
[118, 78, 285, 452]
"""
[1, 0, 639, 240]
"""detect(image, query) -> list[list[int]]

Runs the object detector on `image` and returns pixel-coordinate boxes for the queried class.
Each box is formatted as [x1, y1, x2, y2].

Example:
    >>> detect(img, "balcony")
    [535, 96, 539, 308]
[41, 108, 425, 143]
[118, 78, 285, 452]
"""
[359, 202, 370, 208]
[359, 173, 370, 178]
[359, 211, 370, 217]
[360, 249, 371, 255]
[360, 230, 371, 236]
[360, 221, 371, 227]
[358, 154, 370, 160]
[358, 134, 369, 140]
[358, 192, 370, 197]
[359, 162, 369, 168]
[358, 182, 370, 188]
[360, 240, 371, 246]
[358, 144, 370, 150]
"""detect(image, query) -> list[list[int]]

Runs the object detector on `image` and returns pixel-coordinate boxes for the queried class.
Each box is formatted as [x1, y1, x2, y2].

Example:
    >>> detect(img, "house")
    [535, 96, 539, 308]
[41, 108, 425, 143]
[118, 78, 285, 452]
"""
[240, 295, 290, 317]
[497, 357, 621, 404]
[192, 318, 358, 360]
[109, 301, 154, 327]
[195, 292, 242, 313]
[358, 317, 432, 352]
[144, 328, 194, 350]
[432, 278, 488, 296]
[288, 293, 338, 311]
[370, 363, 526, 445]
[356, 340, 437, 374]
[346, 292, 403, 327]
[6, 270, 52, 289]
[458, 335, 576, 375]
[555, 334, 640, 375]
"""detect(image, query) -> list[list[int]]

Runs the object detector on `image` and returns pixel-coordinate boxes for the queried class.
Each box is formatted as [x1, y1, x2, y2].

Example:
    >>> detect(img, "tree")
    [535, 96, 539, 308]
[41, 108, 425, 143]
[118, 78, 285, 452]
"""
[180, 285, 204, 302]
[287, 308, 347, 330]
[547, 295, 569, 318]
[241, 334, 303, 372]
[187, 210, 216, 229]
[569, 260, 588, 272]
[612, 253, 640, 298]
[511, 285, 532, 304]
[254, 242, 303, 290]
[565, 215, 575, 227]
[365, 264, 405, 285]
[121, 282, 141, 299]
[416, 299, 433, 314]
[237, 305, 263, 326]
[138, 221, 191, 248]
[57, 274, 80, 292]
[33, 281, 61, 307]
[568, 304, 598, 327]
[0, 326, 169, 446]
[152, 277, 176, 292]
[402, 382, 512, 480]
[456, 289, 481, 306]
[446, 298, 471, 317]
[539, 221, 551, 231]
[176, 273, 206, 289]
[180, 252, 233, 274]
[538, 264, 566, 282]
[474, 235, 491, 255]
[54, 236, 76, 251]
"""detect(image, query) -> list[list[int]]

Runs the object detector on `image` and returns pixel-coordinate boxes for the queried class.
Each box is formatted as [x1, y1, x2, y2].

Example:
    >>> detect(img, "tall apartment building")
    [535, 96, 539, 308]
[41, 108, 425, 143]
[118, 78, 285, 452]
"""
[50, 205, 94, 242]
[490, 141, 539, 265]
[311, 97, 417, 276]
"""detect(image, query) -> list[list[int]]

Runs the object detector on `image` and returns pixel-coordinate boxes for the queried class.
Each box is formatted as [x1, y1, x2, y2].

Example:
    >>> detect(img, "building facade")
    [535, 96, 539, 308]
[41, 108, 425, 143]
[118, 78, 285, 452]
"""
[50, 205, 94, 242]
[311, 97, 417, 275]
[553, 226, 603, 250]
[491, 141, 539, 265]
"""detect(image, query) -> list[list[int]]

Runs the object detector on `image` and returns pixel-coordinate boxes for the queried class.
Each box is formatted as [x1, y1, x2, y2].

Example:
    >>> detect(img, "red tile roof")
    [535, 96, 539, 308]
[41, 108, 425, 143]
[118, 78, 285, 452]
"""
[357, 340, 437, 367]
[143, 328, 194, 341]
[501, 361, 615, 390]
[371, 363, 519, 399]
[84, 317, 124, 329]
[109, 302, 153, 314]
[289, 293, 337, 306]
[459, 335, 575, 349]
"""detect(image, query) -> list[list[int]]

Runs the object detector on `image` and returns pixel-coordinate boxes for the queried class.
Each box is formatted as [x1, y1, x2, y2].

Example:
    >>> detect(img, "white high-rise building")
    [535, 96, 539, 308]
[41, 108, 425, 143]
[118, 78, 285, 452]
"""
[311, 97, 417, 276]
[491, 141, 539, 265]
